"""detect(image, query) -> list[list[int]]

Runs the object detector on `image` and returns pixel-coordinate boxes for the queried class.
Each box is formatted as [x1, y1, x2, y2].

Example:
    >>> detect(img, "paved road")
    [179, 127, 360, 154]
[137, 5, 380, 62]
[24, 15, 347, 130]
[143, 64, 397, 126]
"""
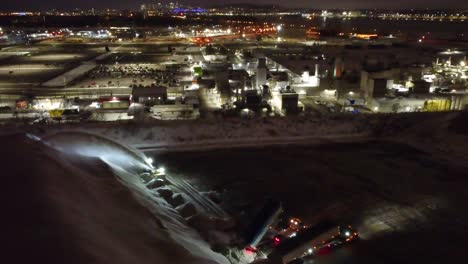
[137, 134, 368, 153]
[0, 86, 132, 97]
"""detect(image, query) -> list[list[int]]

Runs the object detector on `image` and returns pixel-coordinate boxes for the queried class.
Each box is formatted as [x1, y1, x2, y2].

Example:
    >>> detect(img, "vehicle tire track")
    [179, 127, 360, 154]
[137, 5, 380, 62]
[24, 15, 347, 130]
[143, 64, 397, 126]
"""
[166, 174, 228, 219]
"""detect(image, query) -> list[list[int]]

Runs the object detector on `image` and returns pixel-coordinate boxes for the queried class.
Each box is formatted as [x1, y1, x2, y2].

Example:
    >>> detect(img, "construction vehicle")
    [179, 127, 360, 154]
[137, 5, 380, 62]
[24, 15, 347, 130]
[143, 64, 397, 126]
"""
[268, 221, 358, 264]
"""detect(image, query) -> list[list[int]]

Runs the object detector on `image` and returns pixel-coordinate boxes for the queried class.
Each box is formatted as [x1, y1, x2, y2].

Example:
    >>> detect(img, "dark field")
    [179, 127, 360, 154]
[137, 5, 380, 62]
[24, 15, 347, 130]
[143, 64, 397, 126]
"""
[153, 140, 468, 264]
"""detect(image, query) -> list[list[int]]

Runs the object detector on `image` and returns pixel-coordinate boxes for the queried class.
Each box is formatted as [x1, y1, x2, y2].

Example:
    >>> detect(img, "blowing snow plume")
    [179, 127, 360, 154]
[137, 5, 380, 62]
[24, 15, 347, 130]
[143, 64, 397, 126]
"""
[42, 131, 154, 173]
[0, 132, 227, 264]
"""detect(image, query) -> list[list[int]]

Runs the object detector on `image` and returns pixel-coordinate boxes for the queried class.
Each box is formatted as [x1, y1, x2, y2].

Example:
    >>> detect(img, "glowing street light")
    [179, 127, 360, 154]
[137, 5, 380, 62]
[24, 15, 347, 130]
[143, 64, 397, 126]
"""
[276, 25, 282, 31]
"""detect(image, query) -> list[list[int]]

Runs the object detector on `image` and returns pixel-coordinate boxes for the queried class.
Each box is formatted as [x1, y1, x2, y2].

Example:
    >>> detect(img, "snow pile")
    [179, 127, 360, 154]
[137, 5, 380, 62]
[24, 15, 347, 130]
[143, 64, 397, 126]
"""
[26, 115, 370, 152]
[0, 132, 228, 264]
[366, 111, 468, 159]
[14, 111, 466, 157]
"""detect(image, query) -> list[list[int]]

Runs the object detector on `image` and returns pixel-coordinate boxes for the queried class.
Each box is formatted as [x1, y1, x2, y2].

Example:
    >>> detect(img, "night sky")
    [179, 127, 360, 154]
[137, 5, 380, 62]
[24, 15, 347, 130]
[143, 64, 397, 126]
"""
[0, 0, 466, 11]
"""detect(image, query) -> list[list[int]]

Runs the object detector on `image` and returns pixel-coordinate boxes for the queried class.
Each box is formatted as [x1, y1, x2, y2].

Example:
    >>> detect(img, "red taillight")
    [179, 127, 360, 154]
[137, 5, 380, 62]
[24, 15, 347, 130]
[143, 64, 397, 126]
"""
[316, 246, 331, 256]
[245, 246, 257, 253]
[273, 236, 281, 246]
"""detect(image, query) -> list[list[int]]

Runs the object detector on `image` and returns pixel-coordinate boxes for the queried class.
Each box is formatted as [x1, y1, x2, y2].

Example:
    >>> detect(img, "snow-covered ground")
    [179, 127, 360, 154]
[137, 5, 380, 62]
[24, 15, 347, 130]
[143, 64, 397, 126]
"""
[1, 111, 466, 264]
[22, 115, 366, 150]
[42, 64, 96, 87]
[9, 111, 467, 159]
[42, 52, 113, 87]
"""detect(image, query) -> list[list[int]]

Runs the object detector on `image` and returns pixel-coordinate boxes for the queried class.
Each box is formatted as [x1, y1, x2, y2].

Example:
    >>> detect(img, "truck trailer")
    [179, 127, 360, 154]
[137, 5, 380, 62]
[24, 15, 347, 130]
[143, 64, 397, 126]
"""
[268, 221, 357, 264]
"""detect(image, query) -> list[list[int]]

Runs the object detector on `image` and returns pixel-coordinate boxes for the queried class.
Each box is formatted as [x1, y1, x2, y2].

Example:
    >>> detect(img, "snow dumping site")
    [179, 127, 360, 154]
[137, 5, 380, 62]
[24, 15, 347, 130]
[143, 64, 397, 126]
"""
[1, 132, 229, 264]
[1, 111, 467, 264]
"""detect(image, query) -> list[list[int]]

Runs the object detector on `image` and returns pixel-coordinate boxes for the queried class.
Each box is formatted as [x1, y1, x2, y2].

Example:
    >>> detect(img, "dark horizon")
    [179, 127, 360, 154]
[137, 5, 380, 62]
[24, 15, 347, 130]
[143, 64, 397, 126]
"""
[0, 0, 467, 12]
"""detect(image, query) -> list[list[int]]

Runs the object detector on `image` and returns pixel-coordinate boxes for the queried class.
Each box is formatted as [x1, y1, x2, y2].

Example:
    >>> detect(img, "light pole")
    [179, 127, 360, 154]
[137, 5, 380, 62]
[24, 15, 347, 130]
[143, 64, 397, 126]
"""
[276, 25, 282, 42]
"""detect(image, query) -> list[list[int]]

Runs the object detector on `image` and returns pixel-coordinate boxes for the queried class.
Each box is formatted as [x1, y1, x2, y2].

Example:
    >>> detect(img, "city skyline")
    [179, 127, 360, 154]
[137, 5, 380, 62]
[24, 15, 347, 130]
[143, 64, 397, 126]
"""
[0, 0, 467, 11]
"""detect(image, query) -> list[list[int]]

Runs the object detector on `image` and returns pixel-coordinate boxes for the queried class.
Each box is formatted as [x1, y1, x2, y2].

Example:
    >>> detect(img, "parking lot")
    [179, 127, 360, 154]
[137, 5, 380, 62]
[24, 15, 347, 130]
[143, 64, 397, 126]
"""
[0, 44, 101, 88]
[0, 42, 201, 95]
[0, 63, 65, 87]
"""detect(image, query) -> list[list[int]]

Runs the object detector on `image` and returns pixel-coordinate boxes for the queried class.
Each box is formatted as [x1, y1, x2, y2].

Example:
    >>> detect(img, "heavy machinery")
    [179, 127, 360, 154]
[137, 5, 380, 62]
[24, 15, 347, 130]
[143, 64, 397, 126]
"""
[268, 221, 358, 264]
